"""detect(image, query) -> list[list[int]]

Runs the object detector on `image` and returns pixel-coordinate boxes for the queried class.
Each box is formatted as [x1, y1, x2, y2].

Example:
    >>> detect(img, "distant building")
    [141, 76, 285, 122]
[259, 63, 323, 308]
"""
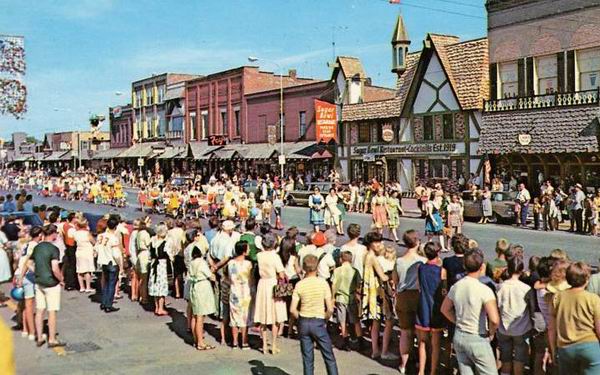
[480, 0, 600, 189]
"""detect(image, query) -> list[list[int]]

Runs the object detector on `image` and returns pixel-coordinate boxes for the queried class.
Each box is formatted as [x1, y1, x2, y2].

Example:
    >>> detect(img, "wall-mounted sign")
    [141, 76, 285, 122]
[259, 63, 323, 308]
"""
[382, 123, 394, 142]
[315, 99, 337, 143]
[351, 142, 465, 157]
[112, 106, 122, 118]
[208, 135, 227, 146]
[267, 124, 277, 145]
[517, 133, 531, 146]
[363, 153, 376, 162]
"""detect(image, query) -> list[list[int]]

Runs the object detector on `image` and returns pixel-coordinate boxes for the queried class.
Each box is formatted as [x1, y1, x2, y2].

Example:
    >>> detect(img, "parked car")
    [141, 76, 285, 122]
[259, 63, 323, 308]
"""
[0, 212, 43, 226]
[243, 179, 259, 197]
[171, 176, 194, 188]
[286, 181, 347, 207]
[461, 190, 532, 223]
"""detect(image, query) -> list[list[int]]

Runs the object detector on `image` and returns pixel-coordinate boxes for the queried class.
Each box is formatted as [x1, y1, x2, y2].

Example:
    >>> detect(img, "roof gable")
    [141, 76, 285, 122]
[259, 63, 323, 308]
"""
[331, 56, 366, 81]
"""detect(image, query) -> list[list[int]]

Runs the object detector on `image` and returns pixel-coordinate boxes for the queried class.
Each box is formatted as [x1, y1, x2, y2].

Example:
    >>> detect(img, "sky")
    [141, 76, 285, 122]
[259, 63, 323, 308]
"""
[0, 0, 486, 140]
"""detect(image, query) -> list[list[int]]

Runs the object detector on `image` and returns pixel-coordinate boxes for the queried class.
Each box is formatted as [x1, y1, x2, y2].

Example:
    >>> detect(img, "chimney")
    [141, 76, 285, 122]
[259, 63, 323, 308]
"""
[288, 69, 297, 80]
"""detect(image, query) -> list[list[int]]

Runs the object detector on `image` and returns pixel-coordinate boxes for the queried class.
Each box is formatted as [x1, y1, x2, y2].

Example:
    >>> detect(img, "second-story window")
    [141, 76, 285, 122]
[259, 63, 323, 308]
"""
[442, 113, 454, 140]
[190, 112, 197, 141]
[536, 54, 557, 94]
[221, 109, 228, 136]
[358, 123, 370, 143]
[234, 108, 241, 137]
[201, 111, 209, 140]
[423, 116, 433, 141]
[158, 85, 165, 103]
[299, 111, 307, 137]
[499, 61, 518, 98]
[135, 91, 142, 108]
[578, 48, 600, 91]
[145, 87, 152, 106]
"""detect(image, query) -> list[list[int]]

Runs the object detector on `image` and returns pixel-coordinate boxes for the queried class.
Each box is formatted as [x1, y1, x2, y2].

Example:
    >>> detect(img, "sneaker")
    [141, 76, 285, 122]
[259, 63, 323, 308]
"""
[381, 352, 399, 360]
[21, 331, 28, 338]
[399, 366, 406, 374]
[28, 334, 35, 341]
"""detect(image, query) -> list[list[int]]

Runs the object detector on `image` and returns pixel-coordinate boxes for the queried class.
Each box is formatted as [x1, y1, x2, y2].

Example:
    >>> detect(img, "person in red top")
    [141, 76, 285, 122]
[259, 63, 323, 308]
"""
[61, 212, 79, 291]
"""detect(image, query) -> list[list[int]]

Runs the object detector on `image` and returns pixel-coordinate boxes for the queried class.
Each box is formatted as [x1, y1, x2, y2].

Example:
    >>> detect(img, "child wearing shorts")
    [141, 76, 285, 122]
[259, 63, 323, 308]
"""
[331, 251, 362, 350]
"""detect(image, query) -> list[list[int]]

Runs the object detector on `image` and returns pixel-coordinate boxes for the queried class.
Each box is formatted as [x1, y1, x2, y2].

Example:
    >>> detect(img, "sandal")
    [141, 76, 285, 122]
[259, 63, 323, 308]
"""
[196, 344, 215, 351]
[36, 340, 46, 348]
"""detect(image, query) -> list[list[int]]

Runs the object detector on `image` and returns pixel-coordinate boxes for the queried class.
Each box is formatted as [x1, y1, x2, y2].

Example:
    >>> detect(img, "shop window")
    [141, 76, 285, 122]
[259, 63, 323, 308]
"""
[299, 111, 307, 137]
[536, 54, 558, 94]
[430, 159, 452, 179]
[442, 114, 454, 140]
[234, 108, 241, 137]
[499, 61, 518, 98]
[190, 112, 197, 141]
[358, 123, 370, 143]
[423, 116, 433, 141]
[416, 159, 426, 179]
[221, 109, 228, 136]
[578, 48, 600, 91]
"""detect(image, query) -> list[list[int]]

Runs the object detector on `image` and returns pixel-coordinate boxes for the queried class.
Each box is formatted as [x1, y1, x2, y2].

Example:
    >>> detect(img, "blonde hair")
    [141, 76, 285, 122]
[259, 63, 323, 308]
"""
[468, 239, 479, 249]
[384, 247, 397, 263]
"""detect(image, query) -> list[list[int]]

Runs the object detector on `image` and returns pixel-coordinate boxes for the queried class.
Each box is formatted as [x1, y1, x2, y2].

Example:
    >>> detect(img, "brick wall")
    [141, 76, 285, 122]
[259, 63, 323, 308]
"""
[455, 112, 466, 139]
[413, 117, 424, 141]
[489, 5, 600, 63]
[433, 115, 442, 141]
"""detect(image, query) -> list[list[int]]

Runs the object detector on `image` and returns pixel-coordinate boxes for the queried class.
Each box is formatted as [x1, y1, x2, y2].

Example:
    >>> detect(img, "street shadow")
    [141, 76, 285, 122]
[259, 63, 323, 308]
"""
[248, 360, 290, 375]
[166, 307, 195, 346]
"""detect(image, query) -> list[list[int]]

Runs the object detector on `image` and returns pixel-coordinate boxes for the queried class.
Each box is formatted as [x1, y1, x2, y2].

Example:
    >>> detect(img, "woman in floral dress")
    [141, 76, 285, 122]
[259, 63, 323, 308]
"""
[228, 242, 253, 350]
[371, 188, 388, 234]
[386, 190, 401, 242]
[148, 224, 170, 316]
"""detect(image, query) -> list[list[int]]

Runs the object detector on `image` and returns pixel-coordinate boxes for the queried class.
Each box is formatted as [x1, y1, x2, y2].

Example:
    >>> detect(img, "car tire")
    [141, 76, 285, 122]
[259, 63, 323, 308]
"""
[287, 196, 296, 206]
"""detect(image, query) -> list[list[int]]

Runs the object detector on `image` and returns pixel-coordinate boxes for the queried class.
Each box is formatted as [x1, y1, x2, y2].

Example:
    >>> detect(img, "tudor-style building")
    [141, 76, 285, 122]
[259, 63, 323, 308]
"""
[340, 15, 488, 191]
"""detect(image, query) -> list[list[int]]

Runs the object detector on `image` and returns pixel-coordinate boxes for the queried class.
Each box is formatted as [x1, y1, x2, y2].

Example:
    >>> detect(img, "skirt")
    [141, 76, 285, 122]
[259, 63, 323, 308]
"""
[190, 280, 216, 316]
[309, 208, 325, 225]
[253, 278, 287, 325]
[373, 205, 388, 228]
[482, 199, 493, 217]
[425, 212, 444, 235]
[149, 260, 169, 297]
[0, 248, 11, 283]
[75, 246, 95, 274]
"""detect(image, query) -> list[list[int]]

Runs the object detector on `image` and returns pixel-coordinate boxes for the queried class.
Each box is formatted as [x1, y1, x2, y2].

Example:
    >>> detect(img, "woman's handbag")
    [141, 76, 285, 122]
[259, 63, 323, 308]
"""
[273, 278, 294, 298]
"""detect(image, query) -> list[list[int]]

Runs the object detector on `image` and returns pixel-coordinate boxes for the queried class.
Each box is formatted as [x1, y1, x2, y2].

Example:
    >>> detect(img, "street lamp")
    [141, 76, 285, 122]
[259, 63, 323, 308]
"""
[248, 56, 285, 181]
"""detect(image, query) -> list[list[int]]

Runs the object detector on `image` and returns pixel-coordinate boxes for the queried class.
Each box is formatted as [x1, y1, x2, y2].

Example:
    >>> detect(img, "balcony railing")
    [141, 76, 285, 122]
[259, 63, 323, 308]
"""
[484, 88, 600, 113]
[165, 130, 183, 140]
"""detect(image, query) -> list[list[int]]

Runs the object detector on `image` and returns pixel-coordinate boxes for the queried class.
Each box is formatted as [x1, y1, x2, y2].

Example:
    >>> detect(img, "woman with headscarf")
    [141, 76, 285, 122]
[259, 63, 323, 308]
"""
[148, 223, 171, 316]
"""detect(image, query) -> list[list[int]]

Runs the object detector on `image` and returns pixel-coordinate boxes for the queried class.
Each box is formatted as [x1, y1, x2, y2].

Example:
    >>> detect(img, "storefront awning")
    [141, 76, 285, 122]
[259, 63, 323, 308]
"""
[189, 143, 223, 160]
[480, 106, 600, 154]
[157, 145, 188, 159]
[92, 148, 125, 160]
[210, 149, 239, 160]
[43, 151, 70, 161]
[117, 142, 165, 159]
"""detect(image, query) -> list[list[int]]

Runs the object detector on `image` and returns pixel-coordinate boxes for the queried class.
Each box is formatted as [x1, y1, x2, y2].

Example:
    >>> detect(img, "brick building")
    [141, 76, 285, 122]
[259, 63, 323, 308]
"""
[108, 105, 133, 148]
[340, 15, 488, 191]
[184, 66, 318, 144]
[480, 0, 600, 189]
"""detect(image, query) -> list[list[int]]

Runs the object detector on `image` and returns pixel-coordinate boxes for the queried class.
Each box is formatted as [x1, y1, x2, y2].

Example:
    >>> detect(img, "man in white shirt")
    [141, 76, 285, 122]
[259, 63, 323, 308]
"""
[572, 183, 586, 233]
[441, 248, 499, 375]
[97, 217, 123, 313]
[298, 232, 335, 281]
[340, 224, 367, 278]
[516, 183, 531, 228]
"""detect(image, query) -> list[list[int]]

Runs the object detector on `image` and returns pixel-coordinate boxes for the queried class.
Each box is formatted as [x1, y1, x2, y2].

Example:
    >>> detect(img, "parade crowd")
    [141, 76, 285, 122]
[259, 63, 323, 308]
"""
[0, 169, 600, 374]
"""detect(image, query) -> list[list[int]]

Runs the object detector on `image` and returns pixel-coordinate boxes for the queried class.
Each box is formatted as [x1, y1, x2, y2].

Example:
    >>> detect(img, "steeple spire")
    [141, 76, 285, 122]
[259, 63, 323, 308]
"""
[391, 14, 410, 76]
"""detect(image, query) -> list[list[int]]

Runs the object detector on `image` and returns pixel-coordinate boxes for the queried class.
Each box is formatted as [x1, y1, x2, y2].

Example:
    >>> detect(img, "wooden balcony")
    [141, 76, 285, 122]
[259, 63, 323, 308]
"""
[483, 88, 600, 113]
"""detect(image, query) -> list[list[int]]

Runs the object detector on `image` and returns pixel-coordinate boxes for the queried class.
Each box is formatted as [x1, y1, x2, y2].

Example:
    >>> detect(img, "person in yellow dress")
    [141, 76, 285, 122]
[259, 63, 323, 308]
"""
[167, 191, 181, 217]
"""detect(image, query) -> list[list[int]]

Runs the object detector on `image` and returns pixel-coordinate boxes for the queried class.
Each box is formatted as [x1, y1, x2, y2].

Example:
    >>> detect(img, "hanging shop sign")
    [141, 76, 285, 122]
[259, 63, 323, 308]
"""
[267, 124, 277, 145]
[382, 123, 394, 142]
[315, 99, 337, 143]
[351, 142, 465, 157]
[517, 133, 531, 146]
[112, 106, 122, 118]
[137, 158, 144, 167]
[208, 135, 227, 146]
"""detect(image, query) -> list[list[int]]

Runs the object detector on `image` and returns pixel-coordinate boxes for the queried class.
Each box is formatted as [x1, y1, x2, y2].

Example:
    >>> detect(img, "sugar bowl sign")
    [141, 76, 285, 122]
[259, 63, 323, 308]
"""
[381, 123, 394, 142]
[352, 142, 465, 157]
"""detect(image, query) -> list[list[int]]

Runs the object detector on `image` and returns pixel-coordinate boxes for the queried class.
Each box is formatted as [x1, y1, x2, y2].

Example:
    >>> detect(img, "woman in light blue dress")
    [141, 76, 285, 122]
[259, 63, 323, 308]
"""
[308, 187, 325, 231]
[188, 247, 216, 350]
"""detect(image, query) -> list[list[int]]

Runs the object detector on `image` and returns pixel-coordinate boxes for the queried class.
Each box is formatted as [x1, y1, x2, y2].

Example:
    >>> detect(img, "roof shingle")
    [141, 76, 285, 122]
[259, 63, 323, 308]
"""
[479, 105, 600, 154]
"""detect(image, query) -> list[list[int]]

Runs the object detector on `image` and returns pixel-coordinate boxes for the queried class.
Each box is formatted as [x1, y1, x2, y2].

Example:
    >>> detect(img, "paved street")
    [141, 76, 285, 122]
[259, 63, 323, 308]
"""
[22, 192, 600, 264]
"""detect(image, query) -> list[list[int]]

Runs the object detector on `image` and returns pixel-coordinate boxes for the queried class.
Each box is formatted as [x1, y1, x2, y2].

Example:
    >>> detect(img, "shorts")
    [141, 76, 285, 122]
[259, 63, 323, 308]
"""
[497, 332, 529, 363]
[335, 302, 358, 325]
[23, 277, 35, 299]
[35, 284, 61, 312]
[395, 290, 419, 329]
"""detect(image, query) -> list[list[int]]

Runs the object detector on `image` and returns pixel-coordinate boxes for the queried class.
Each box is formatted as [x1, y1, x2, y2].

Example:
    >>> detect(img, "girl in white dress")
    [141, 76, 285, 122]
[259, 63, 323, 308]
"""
[0, 217, 12, 283]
